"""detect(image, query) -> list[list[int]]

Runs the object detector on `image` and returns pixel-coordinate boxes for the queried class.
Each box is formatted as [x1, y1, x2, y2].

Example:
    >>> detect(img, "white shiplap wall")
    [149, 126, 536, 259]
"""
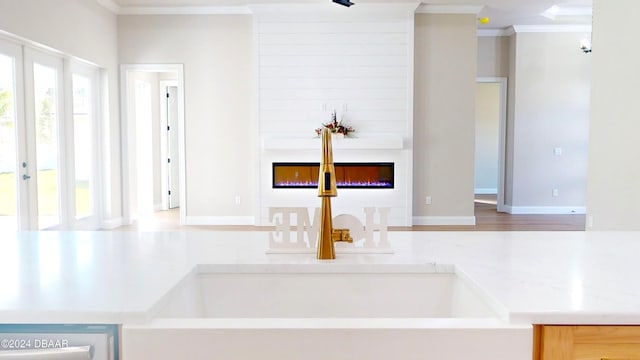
[256, 4, 415, 136]
[254, 4, 416, 226]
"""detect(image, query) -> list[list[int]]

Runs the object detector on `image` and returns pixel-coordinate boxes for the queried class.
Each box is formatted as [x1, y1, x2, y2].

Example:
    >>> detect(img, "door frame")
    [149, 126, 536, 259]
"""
[476, 77, 507, 213]
[120, 64, 185, 225]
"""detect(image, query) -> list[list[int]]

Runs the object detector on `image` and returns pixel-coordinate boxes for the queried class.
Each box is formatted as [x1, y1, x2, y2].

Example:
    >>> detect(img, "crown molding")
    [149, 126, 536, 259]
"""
[415, 4, 484, 14]
[512, 24, 592, 33]
[98, 2, 418, 16]
[96, 0, 121, 13]
[249, 2, 419, 16]
[118, 5, 251, 15]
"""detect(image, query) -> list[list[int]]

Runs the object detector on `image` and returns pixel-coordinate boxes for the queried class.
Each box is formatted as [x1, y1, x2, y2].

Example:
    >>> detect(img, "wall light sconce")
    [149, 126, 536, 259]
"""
[580, 39, 592, 53]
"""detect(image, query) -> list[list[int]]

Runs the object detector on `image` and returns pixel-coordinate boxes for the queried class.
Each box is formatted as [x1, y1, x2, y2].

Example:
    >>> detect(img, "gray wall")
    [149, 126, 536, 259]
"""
[478, 36, 510, 78]
[413, 14, 477, 221]
[507, 32, 590, 213]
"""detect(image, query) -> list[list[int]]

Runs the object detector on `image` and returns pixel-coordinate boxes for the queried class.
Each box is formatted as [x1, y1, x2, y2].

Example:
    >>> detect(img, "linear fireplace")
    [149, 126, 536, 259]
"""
[273, 162, 394, 189]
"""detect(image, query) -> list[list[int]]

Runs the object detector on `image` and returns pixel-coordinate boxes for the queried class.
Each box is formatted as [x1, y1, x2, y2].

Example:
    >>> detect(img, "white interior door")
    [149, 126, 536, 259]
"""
[167, 85, 179, 209]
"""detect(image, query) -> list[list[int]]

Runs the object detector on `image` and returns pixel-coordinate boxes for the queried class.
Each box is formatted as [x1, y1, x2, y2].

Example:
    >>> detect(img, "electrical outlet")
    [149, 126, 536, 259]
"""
[552, 189, 559, 197]
[235, 195, 241, 205]
[587, 216, 594, 227]
[425, 196, 432, 205]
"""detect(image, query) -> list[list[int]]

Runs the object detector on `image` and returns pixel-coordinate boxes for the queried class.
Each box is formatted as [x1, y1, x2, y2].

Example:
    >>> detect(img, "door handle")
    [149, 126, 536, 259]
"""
[22, 174, 31, 180]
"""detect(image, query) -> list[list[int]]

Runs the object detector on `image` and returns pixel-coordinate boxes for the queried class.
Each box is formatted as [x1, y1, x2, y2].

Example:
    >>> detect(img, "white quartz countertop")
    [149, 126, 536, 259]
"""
[1, 230, 639, 325]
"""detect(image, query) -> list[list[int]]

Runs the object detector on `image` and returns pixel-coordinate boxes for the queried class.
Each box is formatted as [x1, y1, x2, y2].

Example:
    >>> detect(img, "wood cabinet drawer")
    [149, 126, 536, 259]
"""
[535, 325, 640, 360]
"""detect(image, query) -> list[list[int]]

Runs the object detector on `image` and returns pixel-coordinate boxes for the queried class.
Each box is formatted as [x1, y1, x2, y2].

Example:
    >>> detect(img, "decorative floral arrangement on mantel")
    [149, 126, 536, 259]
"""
[315, 110, 355, 138]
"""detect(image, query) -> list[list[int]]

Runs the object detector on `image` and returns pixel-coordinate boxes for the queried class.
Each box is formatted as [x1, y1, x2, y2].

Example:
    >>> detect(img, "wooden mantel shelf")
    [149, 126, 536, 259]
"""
[262, 135, 405, 150]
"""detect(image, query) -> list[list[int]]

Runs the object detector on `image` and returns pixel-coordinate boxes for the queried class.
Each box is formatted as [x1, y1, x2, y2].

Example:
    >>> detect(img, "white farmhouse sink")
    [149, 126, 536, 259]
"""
[156, 264, 498, 319]
[123, 264, 531, 360]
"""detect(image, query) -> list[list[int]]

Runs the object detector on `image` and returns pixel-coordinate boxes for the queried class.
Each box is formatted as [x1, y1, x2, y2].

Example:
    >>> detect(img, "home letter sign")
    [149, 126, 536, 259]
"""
[268, 207, 391, 253]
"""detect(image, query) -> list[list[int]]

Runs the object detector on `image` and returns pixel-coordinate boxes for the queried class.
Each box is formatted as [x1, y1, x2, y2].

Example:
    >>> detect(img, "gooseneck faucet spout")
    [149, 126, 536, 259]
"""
[317, 128, 352, 260]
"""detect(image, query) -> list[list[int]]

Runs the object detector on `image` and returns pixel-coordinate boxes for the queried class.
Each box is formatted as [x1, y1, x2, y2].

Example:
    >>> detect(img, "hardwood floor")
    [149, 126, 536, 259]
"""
[410, 195, 585, 231]
[114, 195, 585, 231]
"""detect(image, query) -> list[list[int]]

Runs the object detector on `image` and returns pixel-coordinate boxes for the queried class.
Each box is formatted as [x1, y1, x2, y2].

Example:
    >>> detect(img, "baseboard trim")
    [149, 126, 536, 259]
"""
[185, 216, 256, 226]
[101, 217, 124, 230]
[474, 188, 498, 195]
[413, 216, 476, 226]
[504, 206, 586, 215]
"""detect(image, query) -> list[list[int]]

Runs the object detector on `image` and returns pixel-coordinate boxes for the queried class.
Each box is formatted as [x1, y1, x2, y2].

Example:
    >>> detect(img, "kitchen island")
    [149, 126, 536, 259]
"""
[1, 231, 638, 359]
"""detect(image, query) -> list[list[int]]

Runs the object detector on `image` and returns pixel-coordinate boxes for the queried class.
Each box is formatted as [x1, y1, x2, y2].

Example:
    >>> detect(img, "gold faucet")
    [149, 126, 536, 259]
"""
[317, 128, 353, 260]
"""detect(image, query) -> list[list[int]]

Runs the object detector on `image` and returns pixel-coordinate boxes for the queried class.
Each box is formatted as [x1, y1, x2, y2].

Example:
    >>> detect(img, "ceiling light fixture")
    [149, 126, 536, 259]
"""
[333, 0, 354, 7]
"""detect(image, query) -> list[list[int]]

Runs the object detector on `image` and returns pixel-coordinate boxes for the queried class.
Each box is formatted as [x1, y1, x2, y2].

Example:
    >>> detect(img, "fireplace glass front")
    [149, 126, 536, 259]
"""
[272, 162, 394, 189]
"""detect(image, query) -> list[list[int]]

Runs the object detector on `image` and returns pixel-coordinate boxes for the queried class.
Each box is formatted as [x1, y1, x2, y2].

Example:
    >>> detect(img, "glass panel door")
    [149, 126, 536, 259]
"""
[0, 41, 101, 230]
[72, 74, 93, 220]
[70, 63, 100, 229]
[24, 49, 64, 230]
[0, 51, 18, 230]
[33, 63, 61, 229]
[0, 39, 28, 231]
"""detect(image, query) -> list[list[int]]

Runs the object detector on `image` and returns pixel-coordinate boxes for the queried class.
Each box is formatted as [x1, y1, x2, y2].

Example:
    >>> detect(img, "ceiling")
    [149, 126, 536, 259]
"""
[104, 0, 593, 30]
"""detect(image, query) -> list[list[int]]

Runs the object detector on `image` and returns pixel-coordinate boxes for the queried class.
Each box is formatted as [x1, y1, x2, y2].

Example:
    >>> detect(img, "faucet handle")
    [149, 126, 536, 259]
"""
[332, 229, 353, 243]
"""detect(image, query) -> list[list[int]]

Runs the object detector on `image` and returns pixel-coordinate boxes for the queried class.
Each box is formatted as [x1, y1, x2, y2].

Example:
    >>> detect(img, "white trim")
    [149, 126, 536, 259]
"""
[405, 12, 415, 228]
[413, 216, 476, 226]
[512, 25, 592, 33]
[252, 14, 262, 232]
[101, 217, 123, 230]
[475, 188, 498, 195]
[119, 6, 251, 15]
[415, 5, 483, 14]
[250, 3, 419, 16]
[477, 28, 515, 37]
[96, 0, 121, 14]
[504, 206, 586, 215]
[98, 68, 111, 231]
[185, 216, 256, 226]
